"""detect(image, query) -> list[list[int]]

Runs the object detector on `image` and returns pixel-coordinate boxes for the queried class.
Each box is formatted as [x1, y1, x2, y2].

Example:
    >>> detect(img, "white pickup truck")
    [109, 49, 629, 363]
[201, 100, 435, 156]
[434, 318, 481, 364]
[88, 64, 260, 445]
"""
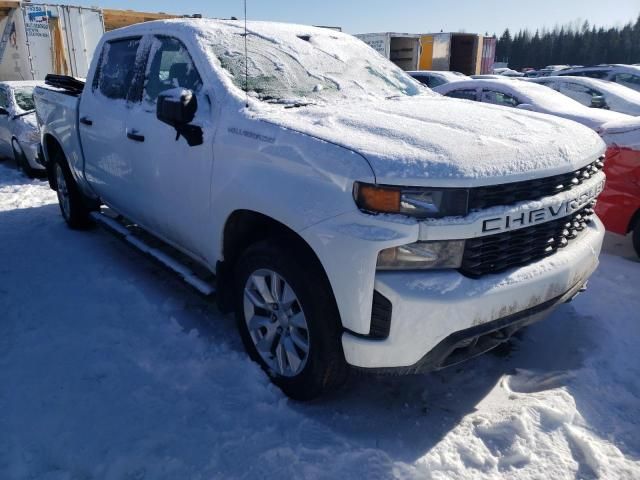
[34, 19, 607, 400]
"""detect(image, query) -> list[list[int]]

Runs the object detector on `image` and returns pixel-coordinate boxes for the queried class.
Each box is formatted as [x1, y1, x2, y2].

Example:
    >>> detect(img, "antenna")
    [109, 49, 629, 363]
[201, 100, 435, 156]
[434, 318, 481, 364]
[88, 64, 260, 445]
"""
[244, 0, 249, 107]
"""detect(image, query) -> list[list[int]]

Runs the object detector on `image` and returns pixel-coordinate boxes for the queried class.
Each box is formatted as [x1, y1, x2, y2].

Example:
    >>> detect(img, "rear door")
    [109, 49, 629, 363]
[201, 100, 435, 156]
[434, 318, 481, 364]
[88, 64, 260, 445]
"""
[124, 35, 213, 259]
[79, 36, 145, 216]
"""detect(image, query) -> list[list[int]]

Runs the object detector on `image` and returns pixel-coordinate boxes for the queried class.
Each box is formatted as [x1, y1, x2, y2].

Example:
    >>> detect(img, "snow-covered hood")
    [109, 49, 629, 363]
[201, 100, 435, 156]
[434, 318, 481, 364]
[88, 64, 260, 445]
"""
[538, 104, 629, 132]
[600, 117, 640, 150]
[254, 95, 605, 187]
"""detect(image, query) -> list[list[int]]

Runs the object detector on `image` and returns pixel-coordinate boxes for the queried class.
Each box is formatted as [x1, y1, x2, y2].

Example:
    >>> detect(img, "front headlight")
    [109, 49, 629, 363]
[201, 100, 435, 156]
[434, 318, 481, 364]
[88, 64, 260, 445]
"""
[354, 182, 468, 218]
[377, 240, 465, 270]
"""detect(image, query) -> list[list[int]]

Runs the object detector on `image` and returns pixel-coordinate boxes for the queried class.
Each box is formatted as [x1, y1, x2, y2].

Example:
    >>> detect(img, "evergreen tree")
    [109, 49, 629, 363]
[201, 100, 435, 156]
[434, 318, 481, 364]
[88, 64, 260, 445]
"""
[496, 14, 640, 70]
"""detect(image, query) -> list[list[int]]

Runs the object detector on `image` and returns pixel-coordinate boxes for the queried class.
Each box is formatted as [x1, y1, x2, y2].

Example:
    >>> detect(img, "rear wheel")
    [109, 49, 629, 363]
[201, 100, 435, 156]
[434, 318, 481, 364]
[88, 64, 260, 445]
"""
[52, 152, 93, 229]
[234, 239, 348, 400]
[12, 140, 38, 178]
[633, 224, 640, 258]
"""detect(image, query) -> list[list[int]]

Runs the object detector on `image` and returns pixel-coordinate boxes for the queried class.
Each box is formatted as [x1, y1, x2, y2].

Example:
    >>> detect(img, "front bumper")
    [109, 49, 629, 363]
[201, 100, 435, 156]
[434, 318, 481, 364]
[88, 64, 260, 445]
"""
[342, 216, 604, 371]
[21, 140, 45, 171]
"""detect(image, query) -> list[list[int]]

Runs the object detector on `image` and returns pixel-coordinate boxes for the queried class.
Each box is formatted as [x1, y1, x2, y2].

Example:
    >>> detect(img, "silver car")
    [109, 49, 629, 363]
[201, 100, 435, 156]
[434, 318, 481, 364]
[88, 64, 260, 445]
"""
[0, 81, 45, 177]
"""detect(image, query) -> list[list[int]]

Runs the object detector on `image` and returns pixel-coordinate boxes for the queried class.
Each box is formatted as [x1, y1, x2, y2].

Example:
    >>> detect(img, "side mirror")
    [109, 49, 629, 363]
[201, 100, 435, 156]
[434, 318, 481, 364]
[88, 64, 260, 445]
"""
[0, 107, 9, 116]
[590, 96, 607, 109]
[156, 89, 203, 146]
[516, 103, 535, 111]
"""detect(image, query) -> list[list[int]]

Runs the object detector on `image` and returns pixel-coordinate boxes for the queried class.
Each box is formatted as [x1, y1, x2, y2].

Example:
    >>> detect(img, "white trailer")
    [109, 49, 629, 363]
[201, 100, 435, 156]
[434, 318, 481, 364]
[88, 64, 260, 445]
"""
[0, 2, 104, 81]
[355, 32, 422, 71]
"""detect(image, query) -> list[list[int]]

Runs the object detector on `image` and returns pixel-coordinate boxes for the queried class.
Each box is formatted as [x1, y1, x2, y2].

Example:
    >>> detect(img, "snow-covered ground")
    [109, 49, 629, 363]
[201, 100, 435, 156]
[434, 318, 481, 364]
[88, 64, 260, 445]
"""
[1, 162, 639, 479]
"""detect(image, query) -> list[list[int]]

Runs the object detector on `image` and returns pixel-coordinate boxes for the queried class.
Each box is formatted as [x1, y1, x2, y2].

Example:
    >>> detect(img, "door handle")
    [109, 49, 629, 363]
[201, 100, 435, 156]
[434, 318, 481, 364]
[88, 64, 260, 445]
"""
[80, 116, 93, 126]
[126, 129, 145, 142]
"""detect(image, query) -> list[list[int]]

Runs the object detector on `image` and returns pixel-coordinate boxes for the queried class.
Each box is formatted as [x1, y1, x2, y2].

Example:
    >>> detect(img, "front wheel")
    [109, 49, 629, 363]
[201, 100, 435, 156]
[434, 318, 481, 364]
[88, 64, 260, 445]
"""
[234, 239, 348, 400]
[633, 223, 640, 258]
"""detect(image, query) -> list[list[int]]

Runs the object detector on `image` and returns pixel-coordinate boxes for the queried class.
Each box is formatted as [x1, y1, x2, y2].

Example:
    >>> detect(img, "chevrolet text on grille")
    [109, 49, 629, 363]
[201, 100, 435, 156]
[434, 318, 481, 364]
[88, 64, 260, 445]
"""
[482, 180, 605, 234]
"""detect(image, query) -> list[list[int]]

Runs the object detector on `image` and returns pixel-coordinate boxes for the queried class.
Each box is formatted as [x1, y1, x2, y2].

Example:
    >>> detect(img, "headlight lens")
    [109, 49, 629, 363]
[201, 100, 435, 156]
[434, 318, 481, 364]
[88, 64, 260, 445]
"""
[354, 182, 468, 218]
[377, 240, 466, 270]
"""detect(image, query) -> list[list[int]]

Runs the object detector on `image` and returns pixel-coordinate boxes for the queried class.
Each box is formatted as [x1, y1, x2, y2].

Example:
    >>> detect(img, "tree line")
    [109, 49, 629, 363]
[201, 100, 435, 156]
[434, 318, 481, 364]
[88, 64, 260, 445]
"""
[495, 15, 640, 71]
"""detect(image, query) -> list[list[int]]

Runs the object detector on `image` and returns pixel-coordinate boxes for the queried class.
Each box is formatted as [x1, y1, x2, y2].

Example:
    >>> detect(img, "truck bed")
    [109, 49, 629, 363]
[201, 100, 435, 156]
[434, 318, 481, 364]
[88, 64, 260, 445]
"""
[34, 81, 84, 188]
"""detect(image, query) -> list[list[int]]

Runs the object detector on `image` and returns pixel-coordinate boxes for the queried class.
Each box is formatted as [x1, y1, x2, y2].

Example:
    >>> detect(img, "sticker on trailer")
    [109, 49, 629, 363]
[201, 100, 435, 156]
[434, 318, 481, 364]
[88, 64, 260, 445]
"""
[23, 5, 55, 79]
[24, 5, 51, 39]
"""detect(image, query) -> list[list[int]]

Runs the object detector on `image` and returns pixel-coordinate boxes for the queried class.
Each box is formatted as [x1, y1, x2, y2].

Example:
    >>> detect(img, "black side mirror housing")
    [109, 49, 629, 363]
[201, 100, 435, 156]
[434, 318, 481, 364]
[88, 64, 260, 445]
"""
[156, 89, 203, 146]
[590, 95, 607, 109]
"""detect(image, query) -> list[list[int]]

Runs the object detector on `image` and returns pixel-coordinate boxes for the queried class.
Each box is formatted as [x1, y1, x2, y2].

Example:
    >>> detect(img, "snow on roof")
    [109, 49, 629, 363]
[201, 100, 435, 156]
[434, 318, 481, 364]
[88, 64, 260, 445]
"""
[541, 75, 640, 104]
[0, 80, 45, 88]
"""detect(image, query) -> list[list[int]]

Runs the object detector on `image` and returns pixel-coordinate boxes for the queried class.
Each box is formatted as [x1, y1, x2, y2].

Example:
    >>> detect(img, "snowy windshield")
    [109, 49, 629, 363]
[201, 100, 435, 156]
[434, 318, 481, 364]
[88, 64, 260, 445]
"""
[14, 87, 35, 111]
[206, 24, 425, 104]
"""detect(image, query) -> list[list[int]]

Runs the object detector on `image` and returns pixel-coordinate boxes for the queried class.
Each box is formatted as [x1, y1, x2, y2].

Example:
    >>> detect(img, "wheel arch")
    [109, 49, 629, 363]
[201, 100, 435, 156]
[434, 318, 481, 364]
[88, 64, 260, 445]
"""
[42, 133, 66, 190]
[216, 209, 339, 320]
[628, 208, 640, 234]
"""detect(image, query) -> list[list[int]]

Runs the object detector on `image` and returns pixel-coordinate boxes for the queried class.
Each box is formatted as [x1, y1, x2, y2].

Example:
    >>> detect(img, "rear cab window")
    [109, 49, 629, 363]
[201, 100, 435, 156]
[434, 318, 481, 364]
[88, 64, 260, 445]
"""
[92, 37, 143, 100]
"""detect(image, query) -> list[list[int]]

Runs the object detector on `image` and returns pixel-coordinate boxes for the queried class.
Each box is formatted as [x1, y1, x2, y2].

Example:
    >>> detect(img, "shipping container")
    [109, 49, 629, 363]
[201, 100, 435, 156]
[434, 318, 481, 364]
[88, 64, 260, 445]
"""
[355, 32, 422, 71]
[428, 33, 482, 76]
[358, 31, 494, 76]
[0, 2, 104, 80]
[480, 36, 496, 74]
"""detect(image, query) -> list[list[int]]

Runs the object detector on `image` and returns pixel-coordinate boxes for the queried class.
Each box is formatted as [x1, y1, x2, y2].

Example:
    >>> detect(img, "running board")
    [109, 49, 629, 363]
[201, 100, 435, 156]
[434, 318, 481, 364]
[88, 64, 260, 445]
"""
[90, 210, 216, 296]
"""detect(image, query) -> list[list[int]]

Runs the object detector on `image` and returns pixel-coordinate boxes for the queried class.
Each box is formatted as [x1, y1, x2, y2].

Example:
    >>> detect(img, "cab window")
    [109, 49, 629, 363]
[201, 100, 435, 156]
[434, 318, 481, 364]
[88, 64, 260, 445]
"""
[559, 82, 604, 107]
[614, 73, 640, 90]
[581, 70, 609, 80]
[481, 90, 519, 107]
[93, 37, 142, 100]
[445, 89, 477, 101]
[144, 37, 203, 104]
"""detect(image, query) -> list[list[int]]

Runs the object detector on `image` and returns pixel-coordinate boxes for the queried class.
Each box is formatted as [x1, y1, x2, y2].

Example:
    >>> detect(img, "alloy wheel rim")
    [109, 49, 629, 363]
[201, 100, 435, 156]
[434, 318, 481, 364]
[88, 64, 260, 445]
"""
[243, 269, 310, 377]
[56, 165, 71, 219]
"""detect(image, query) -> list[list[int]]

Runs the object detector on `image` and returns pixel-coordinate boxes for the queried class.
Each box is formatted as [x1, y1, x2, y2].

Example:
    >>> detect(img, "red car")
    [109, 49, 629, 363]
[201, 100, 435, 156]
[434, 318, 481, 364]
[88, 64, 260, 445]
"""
[596, 121, 640, 256]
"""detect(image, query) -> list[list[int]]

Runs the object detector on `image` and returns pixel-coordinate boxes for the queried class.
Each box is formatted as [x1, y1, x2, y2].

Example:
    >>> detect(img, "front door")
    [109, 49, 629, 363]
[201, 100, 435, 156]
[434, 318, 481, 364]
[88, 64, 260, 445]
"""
[124, 35, 213, 260]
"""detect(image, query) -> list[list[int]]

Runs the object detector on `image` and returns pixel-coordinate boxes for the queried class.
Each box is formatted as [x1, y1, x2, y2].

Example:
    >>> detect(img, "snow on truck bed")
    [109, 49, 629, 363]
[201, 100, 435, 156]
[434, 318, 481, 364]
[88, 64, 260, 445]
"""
[2, 164, 640, 478]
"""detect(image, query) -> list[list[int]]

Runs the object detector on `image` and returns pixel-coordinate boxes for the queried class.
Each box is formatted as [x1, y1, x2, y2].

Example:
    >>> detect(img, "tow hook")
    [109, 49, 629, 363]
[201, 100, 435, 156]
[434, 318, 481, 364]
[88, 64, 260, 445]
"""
[566, 281, 588, 303]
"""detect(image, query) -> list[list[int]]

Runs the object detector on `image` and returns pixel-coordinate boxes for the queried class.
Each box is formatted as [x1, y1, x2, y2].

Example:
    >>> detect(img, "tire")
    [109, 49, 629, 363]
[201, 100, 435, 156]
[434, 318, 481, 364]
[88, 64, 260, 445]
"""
[12, 140, 38, 178]
[633, 224, 640, 258]
[234, 239, 348, 400]
[51, 150, 94, 229]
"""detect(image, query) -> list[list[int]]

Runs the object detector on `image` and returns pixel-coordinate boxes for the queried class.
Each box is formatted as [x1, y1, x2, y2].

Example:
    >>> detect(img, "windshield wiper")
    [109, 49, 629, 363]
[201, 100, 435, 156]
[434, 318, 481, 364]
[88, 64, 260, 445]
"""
[13, 109, 35, 118]
[284, 102, 316, 109]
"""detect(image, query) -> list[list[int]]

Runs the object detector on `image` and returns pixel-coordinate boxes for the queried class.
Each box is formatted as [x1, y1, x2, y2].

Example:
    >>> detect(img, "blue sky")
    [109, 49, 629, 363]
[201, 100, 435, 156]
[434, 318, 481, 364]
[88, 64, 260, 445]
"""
[47, 0, 639, 35]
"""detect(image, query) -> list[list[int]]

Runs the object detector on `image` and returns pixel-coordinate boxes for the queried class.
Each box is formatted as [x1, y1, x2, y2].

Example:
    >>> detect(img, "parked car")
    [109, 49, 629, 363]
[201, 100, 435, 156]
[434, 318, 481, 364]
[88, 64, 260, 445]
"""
[528, 76, 640, 116]
[597, 119, 640, 256]
[435, 79, 640, 254]
[557, 65, 640, 93]
[36, 19, 606, 399]
[407, 70, 469, 88]
[433, 78, 629, 131]
[0, 81, 45, 177]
